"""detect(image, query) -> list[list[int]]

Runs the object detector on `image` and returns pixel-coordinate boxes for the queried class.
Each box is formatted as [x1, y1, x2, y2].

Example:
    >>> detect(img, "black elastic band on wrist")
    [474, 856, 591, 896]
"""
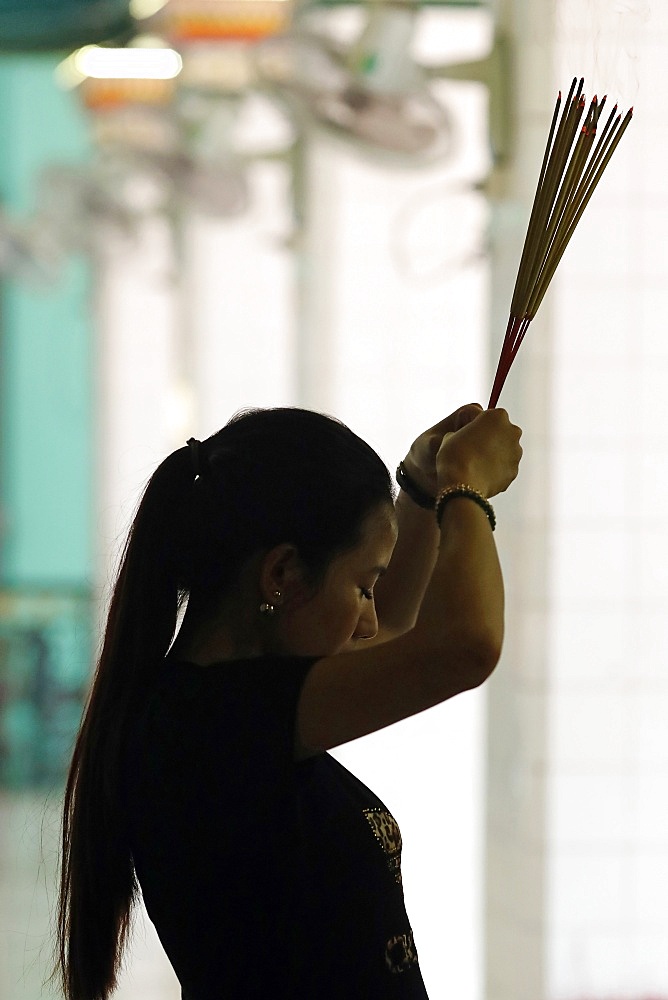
[395, 461, 436, 510]
[435, 485, 496, 531]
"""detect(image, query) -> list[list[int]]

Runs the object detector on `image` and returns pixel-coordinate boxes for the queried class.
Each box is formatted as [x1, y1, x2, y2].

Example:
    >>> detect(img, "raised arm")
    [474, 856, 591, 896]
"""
[295, 406, 522, 756]
[371, 492, 439, 640]
[373, 403, 493, 639]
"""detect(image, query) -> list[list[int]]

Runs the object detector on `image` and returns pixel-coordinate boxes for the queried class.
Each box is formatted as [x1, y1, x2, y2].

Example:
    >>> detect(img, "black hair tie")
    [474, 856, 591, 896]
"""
[186, 437, 202, 479]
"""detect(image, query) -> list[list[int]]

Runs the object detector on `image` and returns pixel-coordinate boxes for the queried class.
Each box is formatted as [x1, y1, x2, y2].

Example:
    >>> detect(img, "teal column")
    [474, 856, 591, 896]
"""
[0, 54, 93, 788]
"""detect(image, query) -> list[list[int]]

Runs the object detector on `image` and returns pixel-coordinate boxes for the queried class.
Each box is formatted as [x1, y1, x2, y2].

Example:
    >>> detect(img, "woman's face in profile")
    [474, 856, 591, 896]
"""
[274, 504, 397, 658]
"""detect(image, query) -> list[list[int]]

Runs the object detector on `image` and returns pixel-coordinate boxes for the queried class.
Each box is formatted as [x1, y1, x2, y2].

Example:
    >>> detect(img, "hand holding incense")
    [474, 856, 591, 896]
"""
[488, 78, 632, 408]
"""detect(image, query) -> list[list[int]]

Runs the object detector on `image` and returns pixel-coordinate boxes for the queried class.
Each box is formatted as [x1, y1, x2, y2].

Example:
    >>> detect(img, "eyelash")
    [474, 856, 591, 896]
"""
[360, 587, 374, 601]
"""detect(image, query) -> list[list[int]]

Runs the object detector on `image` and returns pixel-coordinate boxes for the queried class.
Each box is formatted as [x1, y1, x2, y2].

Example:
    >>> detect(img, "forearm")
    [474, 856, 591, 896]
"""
[366, 492, 503, 706]
[416, 497, 504, 645]
[373, 490, 440, 638]
[414, 496, 504, 687]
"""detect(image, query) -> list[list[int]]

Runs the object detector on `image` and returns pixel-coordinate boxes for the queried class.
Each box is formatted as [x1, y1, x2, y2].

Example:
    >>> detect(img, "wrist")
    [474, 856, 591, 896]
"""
[396, 461, 435, 510]
[436, 463, 489, 498]
[435, 484, 496, 531]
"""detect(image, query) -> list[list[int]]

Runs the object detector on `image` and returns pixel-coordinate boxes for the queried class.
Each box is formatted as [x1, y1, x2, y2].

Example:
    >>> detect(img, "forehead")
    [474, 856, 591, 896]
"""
[341, 504, 398, 565]
[363, 503, 398, 541]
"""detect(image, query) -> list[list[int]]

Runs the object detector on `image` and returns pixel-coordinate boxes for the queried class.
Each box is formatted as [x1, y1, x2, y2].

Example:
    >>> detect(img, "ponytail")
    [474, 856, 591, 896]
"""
[56, 446, 193, 1000]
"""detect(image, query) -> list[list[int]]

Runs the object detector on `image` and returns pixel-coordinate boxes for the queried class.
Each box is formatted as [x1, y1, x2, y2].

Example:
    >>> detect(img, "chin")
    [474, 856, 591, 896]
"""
[286, 635, 353, 658]
[338, 641, 360, 655]
[301, 642, 350, 658]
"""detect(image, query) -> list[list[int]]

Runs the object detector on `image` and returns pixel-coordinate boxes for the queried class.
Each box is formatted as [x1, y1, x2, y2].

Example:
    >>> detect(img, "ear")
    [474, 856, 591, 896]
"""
[259, 544, 309, 607]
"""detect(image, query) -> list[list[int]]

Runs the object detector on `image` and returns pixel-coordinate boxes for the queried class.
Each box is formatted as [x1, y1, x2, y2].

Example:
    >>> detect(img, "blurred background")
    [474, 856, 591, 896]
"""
[0, 0, 665, 998]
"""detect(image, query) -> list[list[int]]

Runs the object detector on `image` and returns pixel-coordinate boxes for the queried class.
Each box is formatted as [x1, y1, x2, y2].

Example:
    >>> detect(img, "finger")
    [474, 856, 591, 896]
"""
[452, 403, 484, 431]
[424, 404, 482, 436]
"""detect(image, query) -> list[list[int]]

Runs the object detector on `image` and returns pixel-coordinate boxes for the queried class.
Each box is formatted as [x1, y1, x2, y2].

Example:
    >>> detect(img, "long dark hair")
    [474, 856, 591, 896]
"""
[55, 407, 393, 1000]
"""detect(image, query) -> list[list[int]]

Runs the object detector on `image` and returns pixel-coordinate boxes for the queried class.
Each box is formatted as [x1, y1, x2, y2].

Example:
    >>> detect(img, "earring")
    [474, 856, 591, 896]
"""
[260, 590, 282, 616]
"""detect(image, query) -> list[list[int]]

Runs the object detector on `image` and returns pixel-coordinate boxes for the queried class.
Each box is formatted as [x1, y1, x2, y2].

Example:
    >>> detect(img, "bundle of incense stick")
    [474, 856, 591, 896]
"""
[488, 78, 633, 408]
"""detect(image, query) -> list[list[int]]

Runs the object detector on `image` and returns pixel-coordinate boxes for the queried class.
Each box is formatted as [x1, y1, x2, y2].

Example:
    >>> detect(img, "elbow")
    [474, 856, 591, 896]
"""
[408, 622, 504, 703]
[463, 634, 503, 690]
[448, 629, 503, 693]
[466, 636, 502, 688]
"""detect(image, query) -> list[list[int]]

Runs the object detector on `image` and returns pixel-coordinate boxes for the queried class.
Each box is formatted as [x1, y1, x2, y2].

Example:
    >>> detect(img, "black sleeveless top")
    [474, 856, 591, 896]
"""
[124, 654, 429, 999]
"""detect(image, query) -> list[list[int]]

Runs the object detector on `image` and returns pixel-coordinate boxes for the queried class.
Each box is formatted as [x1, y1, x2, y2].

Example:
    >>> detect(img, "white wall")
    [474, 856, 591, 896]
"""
[486, 1, 668, 998]
[548, 2, 668, 996]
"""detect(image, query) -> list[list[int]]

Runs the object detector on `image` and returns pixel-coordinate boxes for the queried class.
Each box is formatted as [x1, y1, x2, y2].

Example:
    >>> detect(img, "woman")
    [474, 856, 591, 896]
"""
[56, 402, 522, 1000]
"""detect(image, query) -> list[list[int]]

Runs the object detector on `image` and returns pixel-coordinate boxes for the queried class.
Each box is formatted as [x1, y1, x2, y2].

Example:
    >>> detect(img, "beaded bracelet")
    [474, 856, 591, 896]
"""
[395, 461, 435, 510]
[435, 484, 496, 531]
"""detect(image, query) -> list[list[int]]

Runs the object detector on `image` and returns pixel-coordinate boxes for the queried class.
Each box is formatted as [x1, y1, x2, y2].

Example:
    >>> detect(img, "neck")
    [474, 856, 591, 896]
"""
[170, 590, 264, 665]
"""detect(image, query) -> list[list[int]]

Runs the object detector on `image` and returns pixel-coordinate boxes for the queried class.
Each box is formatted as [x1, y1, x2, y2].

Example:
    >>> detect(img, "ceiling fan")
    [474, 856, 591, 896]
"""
[255, 1, 457, 162]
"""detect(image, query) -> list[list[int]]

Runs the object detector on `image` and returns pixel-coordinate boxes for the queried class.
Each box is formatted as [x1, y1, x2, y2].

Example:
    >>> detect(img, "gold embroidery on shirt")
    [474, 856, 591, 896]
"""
[363, 808, 402, 884]
[385, 931, 419, 973]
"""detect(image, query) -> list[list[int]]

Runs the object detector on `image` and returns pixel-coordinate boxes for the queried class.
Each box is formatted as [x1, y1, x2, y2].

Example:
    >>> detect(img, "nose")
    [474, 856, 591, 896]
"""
[354, 601, 379, 641]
